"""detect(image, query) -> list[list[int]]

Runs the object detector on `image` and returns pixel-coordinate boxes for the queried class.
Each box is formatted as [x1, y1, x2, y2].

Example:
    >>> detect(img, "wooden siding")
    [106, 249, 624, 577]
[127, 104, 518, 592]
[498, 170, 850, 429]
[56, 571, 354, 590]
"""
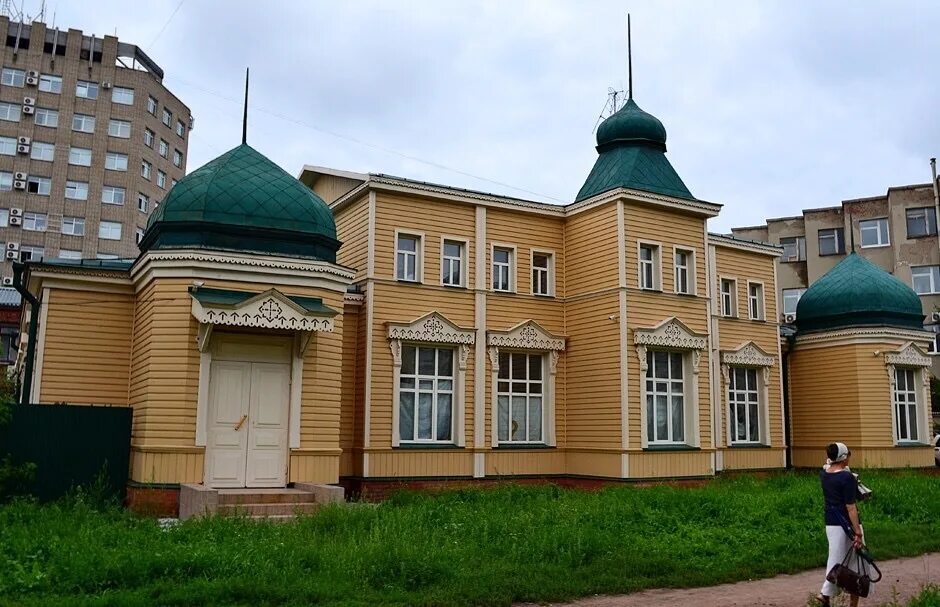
[565, 203, 619, 297]
[629, 450, 713, 478]
[792, 446, 933, 469]
[339, 303, 360, 477]
[289, 451, 340, 483]
[486, 449, 566, 476]
[721, 447, 786, 470]
[368, 450, 474, 478]
[334, 195, 369, 280]
[312, 175, 363, 204]
[486, 207, 565, 297]
[625, 204, 707, 296]
[130, 447, 204, 484]
[567, 450, 621, 477]
[39, 288, 134, 405]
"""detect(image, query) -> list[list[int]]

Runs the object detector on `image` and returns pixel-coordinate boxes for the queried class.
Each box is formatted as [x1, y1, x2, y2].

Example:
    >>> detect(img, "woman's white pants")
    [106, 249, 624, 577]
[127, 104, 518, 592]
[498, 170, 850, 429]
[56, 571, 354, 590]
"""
[821, 524, 868, 598]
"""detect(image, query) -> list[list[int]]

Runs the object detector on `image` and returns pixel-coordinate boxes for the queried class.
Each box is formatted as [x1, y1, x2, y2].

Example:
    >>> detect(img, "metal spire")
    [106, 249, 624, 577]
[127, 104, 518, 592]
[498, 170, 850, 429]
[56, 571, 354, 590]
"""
[627, 13, 633, 100]
[242, 67, 249, 145]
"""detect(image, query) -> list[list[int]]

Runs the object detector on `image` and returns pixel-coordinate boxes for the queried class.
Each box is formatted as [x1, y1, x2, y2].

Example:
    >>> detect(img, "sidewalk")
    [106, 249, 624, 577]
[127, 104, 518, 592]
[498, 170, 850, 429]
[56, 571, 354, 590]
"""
[518, 552, 937, 607]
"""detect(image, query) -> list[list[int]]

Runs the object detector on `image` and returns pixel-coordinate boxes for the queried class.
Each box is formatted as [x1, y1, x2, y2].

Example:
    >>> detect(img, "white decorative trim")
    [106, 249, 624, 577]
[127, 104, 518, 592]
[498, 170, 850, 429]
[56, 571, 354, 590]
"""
[191, 288, 335, 332]
[343, 292, 365, 304]
[486, 319, 566, 351]
[474, 206, 487, 456]
[135, 250, 356, 280]
[31, 287, 50, 402]
[884, 342, 931, 368]
[632, 317, 708, 351]
[720, 341, 776, 368]
[487, 345, 558, 448]
[708, 232, 783, 257]
[795, 326, 933, 347]
[386, 311, 475, 345]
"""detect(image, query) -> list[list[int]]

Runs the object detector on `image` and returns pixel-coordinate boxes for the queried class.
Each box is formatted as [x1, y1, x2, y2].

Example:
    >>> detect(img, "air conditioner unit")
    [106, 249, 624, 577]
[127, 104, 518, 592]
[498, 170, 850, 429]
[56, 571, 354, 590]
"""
[24, 76, 37, 86]
[21, 105, 33, 115]
[26, 70, 38, 78]
[12, 181, 25, 190]
[5, 250, 17, 260]
[22, 96, 35, 106]
[8, 216, 21, 226]
[17, 136, 30, 145]
[6, 242, 18, 250]
[101, 81, 112, 89]
[784, 313, 796, 324]
[13, 172, 27, 181]
[1, 277, 13, 286]
[16, 144, 29, 154]
[9, 208, 22, 217]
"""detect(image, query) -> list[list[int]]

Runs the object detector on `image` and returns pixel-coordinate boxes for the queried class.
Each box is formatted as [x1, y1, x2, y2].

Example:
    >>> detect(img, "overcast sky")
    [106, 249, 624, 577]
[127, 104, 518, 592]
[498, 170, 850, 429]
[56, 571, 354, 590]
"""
[44, 0, 940, 231]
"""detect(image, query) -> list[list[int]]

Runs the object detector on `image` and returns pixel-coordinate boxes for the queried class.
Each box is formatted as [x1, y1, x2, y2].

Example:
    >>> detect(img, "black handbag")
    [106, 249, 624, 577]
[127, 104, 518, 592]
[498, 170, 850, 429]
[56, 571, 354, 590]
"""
[826, 547, 882, 598]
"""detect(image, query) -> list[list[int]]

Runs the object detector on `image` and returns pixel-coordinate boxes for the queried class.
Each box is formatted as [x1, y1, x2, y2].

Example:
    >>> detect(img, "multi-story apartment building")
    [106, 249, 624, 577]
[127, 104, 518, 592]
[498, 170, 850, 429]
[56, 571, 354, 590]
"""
[0, 17, 190, 278]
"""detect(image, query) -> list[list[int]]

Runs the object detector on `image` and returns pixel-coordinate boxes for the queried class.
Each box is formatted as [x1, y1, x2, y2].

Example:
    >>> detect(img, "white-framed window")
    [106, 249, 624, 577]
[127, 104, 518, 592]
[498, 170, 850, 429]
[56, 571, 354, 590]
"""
[818, 228, 844, 256]
[34, 107, 58, 127]
[135, 228, 145, 244]
[22, 211, 47, 231]
[0, 209, 8, 226]
[859, 218, 890, 248]
[58, 249, 81, 260]
[492, 246, 514, 292]
[162, 108, 172, 127]
[782, 288, 806, 317]
[747, 282, 764, 321]
[395, 233, 421, 282]
[19, 245, 44, 261]
[441, 239, 465, 287]
[0, 101, 21, 122]
[0, 171, 13, 191]
[137, 193, 149, 213]
[157, 170, 166, 189]
[30, 141, 54, 161]
[906, 207, 937, 238]
[780, 236, 806, 262]
[639, 243, 661, 290]
[111, 86, 134, 105]
[727, 366, 761, 443]
[1, 67, 24, 87]
[0, 136, 15, 155]
[60, 216, 85, 236]
[158, 139, 168, 158]
[75, 80, 98, 99]
[141, 160, 152, 179]
[532, 251, 553, 296]
[912, 266, 940, 295]
[96, 253, 120, 260]
[98, 221, 122, 240]
[65, 180, 89, 201]
[144, 128, 154, 147]
[674, 248, 693, 294]
[398, 344, 454, 443]
[68, 146, 92, 166]
[893, 367, 920, 443]
[108, 119, 131, 138]
[173, 149, 183, 167]
[26, 175, 51, 195]
[720, 278, 737, 317]
[147, 95, 157, 115]
[497, 351, 545, 444]
[38, 73, 61, 93]
[105, 152, 128, 171]
[71, 113, 95, 133]
[645, 350, 685, 444]
[176, 120, 185, 137]
[101, 186, 126, 205]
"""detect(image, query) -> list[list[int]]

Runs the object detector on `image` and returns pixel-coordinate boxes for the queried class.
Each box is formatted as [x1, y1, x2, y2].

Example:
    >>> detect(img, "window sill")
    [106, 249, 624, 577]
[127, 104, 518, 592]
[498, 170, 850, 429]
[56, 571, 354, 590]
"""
[639, 287, 663, 293]
[494, 443, 555, 450]
[440, 283, 468, 289]
[532, 293, 555, 298]
[780, 260, 807, 264]
[859, 244, 891, 250]
[818, 253, 846, 257]
[673, 291, 697, 297]
[894, 441, 931, 448]
[396, 443, 462, 450]
[491, 289, 516, 295]
[643, 444, 700, 452]
[396, 279, 423, 285]
[727, 442, 771, 449]
[908, 234, 937, 240]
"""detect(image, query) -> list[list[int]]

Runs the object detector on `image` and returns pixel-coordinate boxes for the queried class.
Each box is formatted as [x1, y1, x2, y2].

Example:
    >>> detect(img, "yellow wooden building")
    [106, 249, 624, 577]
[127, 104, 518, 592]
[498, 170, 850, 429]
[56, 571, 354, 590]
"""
[11, 93, 931, 512]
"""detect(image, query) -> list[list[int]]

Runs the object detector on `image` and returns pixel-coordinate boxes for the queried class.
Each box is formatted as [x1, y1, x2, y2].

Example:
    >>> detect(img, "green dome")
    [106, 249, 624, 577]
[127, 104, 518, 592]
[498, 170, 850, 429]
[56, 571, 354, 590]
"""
[595, 98, 667, 152]
[140, 144, 340, 262]
[796, 253, 924, 333]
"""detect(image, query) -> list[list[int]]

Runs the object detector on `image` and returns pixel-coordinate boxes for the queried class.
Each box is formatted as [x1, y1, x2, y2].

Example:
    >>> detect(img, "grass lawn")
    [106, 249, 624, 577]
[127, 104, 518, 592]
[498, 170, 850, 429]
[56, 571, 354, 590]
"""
[1, 471, 938, 607]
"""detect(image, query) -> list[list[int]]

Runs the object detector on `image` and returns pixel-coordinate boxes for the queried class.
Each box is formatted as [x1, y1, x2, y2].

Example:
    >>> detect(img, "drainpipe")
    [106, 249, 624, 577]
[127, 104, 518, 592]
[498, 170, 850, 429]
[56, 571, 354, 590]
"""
[782, 333, 795, 469]
[12, 262, 40, 405]
[931, 159, 940, 258]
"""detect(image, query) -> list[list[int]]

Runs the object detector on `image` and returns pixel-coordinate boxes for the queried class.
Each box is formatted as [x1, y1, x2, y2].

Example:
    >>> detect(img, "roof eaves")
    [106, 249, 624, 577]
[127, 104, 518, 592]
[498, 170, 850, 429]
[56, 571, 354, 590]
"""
[708, 232, 783, 256]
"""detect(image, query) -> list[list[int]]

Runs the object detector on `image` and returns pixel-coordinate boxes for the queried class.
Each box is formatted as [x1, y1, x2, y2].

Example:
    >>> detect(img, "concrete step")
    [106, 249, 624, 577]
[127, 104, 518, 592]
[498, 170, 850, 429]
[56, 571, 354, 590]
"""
[216, 502, 321, 516]
[218, 488, 317, 506]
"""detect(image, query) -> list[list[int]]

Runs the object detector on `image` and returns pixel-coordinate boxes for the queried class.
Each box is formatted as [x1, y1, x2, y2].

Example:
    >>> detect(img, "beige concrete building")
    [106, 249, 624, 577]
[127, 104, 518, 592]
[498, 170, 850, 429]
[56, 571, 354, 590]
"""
[0, 17, 191, 278]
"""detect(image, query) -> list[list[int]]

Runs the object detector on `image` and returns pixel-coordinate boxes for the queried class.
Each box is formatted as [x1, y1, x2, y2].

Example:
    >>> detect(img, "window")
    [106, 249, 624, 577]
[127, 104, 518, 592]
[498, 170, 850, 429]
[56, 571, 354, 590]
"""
[911, 266, 940, 295]
[137, 193, 149, 213]
[859, 218, 889, 248]
[893, 368, 920, 443]
[720, 278, 737, 317]
[532, 252, 553, 296]
[782, 288, 806, 316]
[639, 243, 660, 290]
[26, 175, 50, 195]
[395, 234, 420, 282]
[34, 107, 58, 127]
[674, 249, 692, 294]
[176, 120, 185, 137]
[143, 128, 154, 147]
[818, 228, 844, 256]
[171, 179, 178, 188]
[0, 172, 12, 191]
[162, 108, 172, 127]
[158, 139, 168, 158]
[19, 245, 44, 261]
[101, 186, 126, 205]
[0, 136, 14, 155]
[748, 283, 764, 320]
[141, 160, 152, 179]
[58, 250, 82, 260]
[157, 170, 166, 189]
[441, 240, 464, 287]
[60, 216, 85, 236]
[492, 247, 513, 292]
[906, 207, 937, 238]
[728, 367, 760, 443]
[108, 119, 131, 138]
[0, 209, 7, 226]
[65, 180, 89, 201]
[105, 152, 128, 171]
[38, 73, 61, 93]
[173, 149, 183, 167]
[111, 86, 134, 105]
[71, 113, 95, 133]
[135, 228, 145, 244]
[68, 146, 92, 166]
[497, 351, 544, 444]
[645, 350, 685, 444]
[0, 101, 20, 122]
[75, 80, 98, 99]
[780, 236, 806, 262]
[1, 67, 24, 87]
[98, 221, 122, 240]
[96, 253, 120, 260]
[22, 212, 47, 231]
[30, 141, 54, 161]
[398, 345, 454, 443]
[147, 95, 157, 115]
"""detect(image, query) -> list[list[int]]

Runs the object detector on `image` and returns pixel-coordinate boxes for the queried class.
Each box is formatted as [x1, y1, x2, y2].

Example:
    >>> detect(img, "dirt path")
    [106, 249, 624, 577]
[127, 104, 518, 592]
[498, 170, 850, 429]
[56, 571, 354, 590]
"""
[517, 552, 938, 607]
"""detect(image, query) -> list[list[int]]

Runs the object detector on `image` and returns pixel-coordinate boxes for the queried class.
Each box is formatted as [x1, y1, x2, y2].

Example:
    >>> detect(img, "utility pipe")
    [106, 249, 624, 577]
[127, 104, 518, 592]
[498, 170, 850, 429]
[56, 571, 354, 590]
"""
[12, 262, 39, 405]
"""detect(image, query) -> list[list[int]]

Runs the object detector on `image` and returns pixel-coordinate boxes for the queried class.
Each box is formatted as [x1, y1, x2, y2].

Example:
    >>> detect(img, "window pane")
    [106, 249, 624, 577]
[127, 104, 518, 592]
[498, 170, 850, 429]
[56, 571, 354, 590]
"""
[655, 395, 668, 441]
[494, 249, 509, 263]
[748, 403, 759, 442]
[511, 353, 526, 380]
[438, 379, 452, 391]
[654, 351, 669, 378]
[646, 395, 654, 440]
[437, 394, 452, 441]
[401, 345, 416, 375]
[670, 353, 683, 379]
[498, 352, 510, 379]
[400, 377, 415, 390]
[418, 348, 435, 375]
[444, 242, 461, 257]
[528, 397, 542, 442]
[417, 393, 433, 439]
[437, 348, 453, 376]
[399, 392, 415, 441]
[511, 396, 526, 441]
[498, 396, 509, 441]
[671, 395, 684, 442]
[528, 355, 542, 381]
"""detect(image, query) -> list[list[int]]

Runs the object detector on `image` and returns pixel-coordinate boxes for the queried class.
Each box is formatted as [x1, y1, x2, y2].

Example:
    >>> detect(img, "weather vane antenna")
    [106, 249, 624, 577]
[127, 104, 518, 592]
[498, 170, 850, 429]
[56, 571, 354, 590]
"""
[242, 67, 249, 144]
[627, 13, 633, 100]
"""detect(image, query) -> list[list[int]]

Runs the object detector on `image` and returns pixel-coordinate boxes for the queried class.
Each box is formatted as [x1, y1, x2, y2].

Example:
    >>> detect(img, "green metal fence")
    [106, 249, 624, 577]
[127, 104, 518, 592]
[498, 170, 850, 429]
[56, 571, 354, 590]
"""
[0, 403, 132, 501]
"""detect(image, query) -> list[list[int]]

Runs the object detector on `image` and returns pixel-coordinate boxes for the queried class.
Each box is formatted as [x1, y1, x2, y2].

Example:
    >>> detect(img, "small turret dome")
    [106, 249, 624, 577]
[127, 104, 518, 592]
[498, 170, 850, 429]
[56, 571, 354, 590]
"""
[595, 98, 667, 152]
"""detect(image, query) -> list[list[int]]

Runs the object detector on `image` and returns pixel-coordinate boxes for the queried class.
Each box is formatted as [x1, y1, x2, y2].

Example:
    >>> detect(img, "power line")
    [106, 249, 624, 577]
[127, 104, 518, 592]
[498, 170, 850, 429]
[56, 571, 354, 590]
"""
[147, 0, 185, 51]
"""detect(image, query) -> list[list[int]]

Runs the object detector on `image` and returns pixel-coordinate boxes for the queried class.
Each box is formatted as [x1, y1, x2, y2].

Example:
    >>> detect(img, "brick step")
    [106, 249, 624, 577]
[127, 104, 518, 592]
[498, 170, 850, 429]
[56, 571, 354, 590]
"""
[218, 489, 317, 505]
[217, 502, 321, 516]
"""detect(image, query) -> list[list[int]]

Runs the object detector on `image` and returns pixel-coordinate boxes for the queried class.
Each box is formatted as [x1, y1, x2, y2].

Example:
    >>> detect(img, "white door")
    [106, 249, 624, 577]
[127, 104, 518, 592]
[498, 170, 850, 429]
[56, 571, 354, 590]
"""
[205, 361, 252, 488]
[245, 362, 291, 487]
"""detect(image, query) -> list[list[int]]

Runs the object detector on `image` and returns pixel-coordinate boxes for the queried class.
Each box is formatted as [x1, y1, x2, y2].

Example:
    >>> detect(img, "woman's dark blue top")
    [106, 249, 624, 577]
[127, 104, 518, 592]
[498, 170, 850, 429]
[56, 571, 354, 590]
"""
[820, 468, 857, 526]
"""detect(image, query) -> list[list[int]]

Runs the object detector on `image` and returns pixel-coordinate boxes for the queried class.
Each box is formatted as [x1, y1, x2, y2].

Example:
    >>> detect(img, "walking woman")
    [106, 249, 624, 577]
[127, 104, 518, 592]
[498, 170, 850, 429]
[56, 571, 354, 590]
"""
[816, 442, 865, 607]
